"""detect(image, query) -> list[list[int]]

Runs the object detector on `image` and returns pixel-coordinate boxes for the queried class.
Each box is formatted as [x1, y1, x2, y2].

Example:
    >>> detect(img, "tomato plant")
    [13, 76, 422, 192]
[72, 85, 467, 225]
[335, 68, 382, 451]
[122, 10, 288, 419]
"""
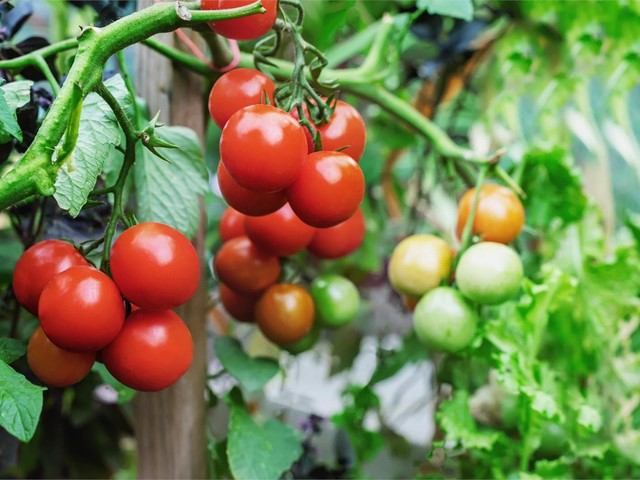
[310, 274, 360, 328]
[307, 208, 366, 259]
[203, 0, 279, 41]
[255, 283, 315, 345]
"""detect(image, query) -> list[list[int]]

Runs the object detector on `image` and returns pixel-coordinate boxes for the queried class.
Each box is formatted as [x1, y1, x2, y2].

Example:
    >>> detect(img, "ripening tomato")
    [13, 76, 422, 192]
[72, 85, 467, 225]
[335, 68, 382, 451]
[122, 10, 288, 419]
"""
[27, 325, 96, 387]
[256, 283, 314, 345]
[220, 105, 307, 192]
[307, 208, 365, 259]
[287, 151, 365, 228]
[39, 266, 125, 352]
[219, 283, 260, 322]
[456, 184, 525, 244]
[13, 239, 89, 315]
[244, 203, 315, 257]
[280, 324, 320, 354]
[101, 309, 193, 392]
[220, 207, 247, 242]
[203, 0, 278, 41]
[208, 68, 275, 129]
[110, 222, 200, 311]
[388, 234, 452, 298]
[214, 236, 281, 293]
[217, 162, 287, 216]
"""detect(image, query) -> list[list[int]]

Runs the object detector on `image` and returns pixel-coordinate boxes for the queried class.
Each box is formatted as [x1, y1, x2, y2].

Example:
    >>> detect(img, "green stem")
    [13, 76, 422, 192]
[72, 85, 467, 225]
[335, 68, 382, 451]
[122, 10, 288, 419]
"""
[454, 165, 489, 271]
[33, 55, 61, 95]
[143, 38, 214, 76]
[0, 38, 79, 71]
[117, 50, 140, 128]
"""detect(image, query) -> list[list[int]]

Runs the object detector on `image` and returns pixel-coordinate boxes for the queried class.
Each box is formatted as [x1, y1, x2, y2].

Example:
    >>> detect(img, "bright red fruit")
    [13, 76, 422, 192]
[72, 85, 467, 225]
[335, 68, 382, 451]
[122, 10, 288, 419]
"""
[220, 207, 247, 242]
[110, 222, 200, 311]
[307, 208, 366, 259]
[217, 162, 287, 216]
[214, 236, 281, 293]
[245, 203, 315, 257]
[220, 104, 307, 192]
[287, 151, 365, 228]
[219, 283, 260, 322]
[102, 309, 193, 392]
[12, 240, 89, 315]
[39, 266, 125, 352]
[203, 0, 278, 41]
[208, 68, 275, 129]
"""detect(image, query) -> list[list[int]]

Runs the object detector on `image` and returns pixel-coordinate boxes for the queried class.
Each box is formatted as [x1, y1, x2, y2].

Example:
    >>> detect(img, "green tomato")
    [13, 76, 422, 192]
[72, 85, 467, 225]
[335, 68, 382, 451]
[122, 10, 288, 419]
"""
[413, 287, 478, 353]
[310, 274, 360, 328]
[500, 395, 519, 431]
[455, 242, 523, 305]
[536, 421, 568, 459]
[280, 324, 320, 354]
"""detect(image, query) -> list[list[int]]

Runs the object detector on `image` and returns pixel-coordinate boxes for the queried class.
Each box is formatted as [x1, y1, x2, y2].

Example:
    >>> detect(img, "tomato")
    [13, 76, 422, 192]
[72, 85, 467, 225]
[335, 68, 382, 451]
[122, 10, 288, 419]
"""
[220, 104, 307, 192]
[203, 0, 278, 41]
[110, 222, 200, 311]
[536, 422, 568, 459]
[220, 207, 247, 242]
[388, 234, 452, 298]
[208, 68, 275, 129]
[13, 239, 89, 315]
[217, 162, 287, 216]
[500, 394, 519, 431]
[287, 151, 365, 228]
[214, 236, 281, 293]
[101, 309, 193, 392]
[244, 203, 315, 257]
[39, 266, 125, 352]
[455, 242, 523, 305]
[281, 324, 320, 354]
[219, 283, 260, 322]
[456, 184, 525, 244]
[27, 325, 95, 387]
[256, 283, 314, 345]
[310, 274, 360, 328]
[307, 208, 365, 259]
[413, 287, 478, 353]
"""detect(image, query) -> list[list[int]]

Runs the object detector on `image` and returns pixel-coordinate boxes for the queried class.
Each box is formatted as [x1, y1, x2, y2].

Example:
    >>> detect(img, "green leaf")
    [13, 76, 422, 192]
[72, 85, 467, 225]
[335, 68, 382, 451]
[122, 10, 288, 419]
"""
[0, 88, 22, 143]
[226, 390, 302, 480]
[0, 361, 44, 442]
[1, 80, 33, 110]
[0, 338, 26, 364]
[214, 337, 280, 393]
[417, 0, 474, 21]
[302, 0, 355, 50]
[133, 126, 208, 238]
[54, 75, 133, 216]
[576, 405, 602, 432]
[92, 362, 137, 404]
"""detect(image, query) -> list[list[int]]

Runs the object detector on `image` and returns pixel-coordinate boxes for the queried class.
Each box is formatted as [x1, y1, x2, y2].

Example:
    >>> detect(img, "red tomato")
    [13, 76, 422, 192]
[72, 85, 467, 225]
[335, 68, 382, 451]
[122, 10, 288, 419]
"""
[220, 207, 247, 242]
[287, 151, 365, 228]
[214, 236, 281, 293]
[110, 222, 200, 311]
[101, 309, 193, 392]
[307, 208, 366, 259]
[39, 266, 125, 352]
[220, 104, 307, 192]
[244, 203, 315, 257]
[12, 240, 89, 315]
[208, 68, 275, 129]
[219, 283, 260, 322]
[217, 162, 287, 216]
[203, 0, 278, 41]
[27, 325, 96, 387]
[255, 283, 315, 345]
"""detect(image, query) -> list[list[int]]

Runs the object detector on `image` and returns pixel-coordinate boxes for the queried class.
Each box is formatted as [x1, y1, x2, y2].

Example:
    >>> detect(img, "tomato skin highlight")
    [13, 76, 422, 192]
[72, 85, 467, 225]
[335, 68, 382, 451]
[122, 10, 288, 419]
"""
[39, 266, 125, 352]
[307, 208, 366, 259]
[220, 104, 307, 192]
[214, 236, 281, 293]
[287, 151, 365, 228]
[217, 162, 287, 216]
[219, 283, 260, 323]
[27, 326, 96, 387]
[244, 203, 315, 257]
[256, 283, 315, 345]
[219, 207, 247, 242]
[102, 309, 194, 392]
[456, 184, 525, 244]
[13, 239, 89, 316]
[310, 274, 360, 328]
[203, 0, 278, 41]
[208, 68, 275, 129]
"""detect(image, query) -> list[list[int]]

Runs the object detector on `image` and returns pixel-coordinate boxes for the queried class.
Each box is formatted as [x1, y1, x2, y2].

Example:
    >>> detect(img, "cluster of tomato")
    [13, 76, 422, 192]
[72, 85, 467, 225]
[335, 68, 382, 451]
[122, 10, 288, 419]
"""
[388, 184, 525, 353]
[14, 222, 199, 391]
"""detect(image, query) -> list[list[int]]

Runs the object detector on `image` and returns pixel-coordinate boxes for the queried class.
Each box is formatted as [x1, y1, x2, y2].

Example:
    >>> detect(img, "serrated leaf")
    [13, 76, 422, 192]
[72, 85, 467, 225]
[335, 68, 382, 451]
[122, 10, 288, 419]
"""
[0, 338, 26, 364]
[1, 80, 33, 110]
[417, 0, 474, 21]
[576, 405, 602, 432]
[133, 126, 208, 238]
[227, 390, 302, 480]
[53, 75, 133, 216]
[0, 361, 44, 442]
[214, 337, 279, 393]
[0, 88, 22, 142]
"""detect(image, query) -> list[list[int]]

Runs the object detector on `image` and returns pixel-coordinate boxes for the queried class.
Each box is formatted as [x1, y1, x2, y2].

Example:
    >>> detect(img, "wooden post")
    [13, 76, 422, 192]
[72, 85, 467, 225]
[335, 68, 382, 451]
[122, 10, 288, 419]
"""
[132, 2, 208, 478]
